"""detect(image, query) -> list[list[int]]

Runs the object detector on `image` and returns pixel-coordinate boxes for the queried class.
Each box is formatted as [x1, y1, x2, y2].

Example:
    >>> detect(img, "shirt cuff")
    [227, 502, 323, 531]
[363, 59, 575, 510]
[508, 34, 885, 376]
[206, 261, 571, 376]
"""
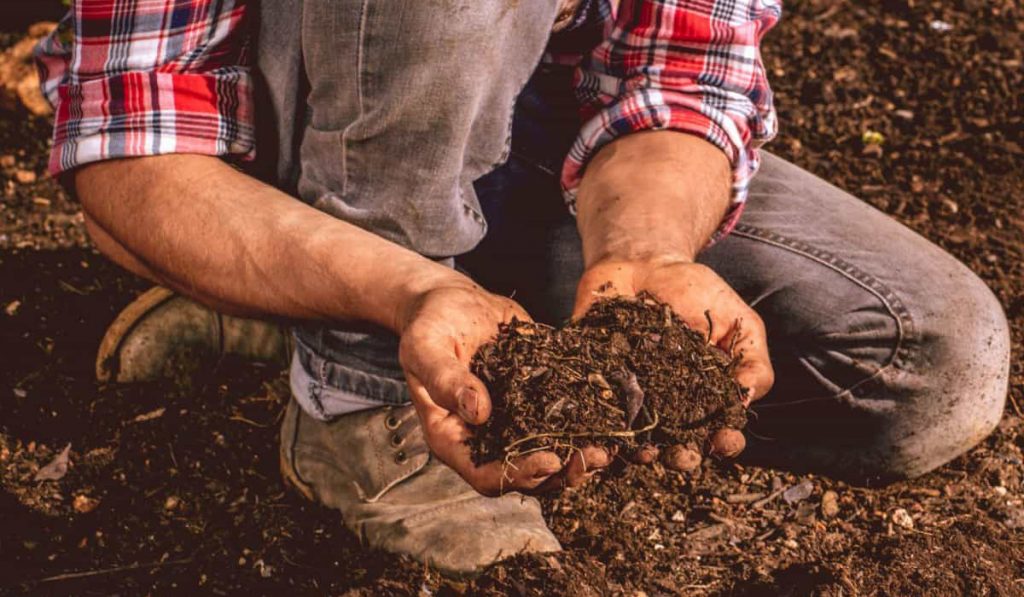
[48, 70, 254, 176]
[560, 87, 764, 245]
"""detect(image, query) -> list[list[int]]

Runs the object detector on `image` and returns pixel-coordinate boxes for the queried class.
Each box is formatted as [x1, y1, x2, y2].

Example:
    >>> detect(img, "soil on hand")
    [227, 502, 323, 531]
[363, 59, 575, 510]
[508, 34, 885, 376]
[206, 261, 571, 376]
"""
[471, 294, 746, 464]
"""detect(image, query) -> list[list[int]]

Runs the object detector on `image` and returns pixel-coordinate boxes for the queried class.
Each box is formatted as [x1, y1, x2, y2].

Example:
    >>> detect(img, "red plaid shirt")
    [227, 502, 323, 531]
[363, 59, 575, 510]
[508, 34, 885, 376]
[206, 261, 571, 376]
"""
[37, 0, 780, 239]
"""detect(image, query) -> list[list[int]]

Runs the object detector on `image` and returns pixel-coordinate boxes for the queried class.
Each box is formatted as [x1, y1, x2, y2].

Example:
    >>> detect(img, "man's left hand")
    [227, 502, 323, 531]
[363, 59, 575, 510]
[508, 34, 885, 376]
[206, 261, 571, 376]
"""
[572, 256, 774, 468]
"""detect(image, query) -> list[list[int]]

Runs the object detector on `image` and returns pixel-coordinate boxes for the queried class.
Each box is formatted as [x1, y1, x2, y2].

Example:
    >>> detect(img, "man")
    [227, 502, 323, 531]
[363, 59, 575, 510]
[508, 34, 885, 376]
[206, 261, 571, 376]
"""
[37, 0, 1009, 575]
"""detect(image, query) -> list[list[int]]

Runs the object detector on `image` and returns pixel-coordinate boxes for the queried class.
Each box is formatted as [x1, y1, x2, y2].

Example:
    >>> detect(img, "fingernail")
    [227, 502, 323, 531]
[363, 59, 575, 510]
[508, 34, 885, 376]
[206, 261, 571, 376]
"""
[457, 387, 478, 421]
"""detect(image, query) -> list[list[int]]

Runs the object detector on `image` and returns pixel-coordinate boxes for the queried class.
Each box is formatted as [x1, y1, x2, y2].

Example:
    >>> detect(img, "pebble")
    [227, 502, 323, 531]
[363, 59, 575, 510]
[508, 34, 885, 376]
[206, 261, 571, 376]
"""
[783, 479, 814, 504]
[891, 508, 914, 530]
[164, 495, 181, 511]
[73, 494, 100, 514]
[14, 169, 36, 184]
[821, 490, 840, 519]
[0, 155, 14, 168]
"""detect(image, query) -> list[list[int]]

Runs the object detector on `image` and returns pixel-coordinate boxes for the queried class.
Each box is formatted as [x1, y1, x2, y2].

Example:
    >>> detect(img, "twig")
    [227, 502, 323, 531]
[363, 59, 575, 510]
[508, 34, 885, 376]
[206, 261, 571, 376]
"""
[503, 412, 660, 454]
[32, 557, 192, 584]
[229, 414, 272, 428]
[1007, 392, 1023, 418]
[751, 485, 788, 509]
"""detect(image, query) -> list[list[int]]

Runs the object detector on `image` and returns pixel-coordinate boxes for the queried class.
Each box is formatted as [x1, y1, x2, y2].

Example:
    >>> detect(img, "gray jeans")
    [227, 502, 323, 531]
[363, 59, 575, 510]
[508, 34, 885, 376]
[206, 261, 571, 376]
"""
[270, 9, 1009, 485]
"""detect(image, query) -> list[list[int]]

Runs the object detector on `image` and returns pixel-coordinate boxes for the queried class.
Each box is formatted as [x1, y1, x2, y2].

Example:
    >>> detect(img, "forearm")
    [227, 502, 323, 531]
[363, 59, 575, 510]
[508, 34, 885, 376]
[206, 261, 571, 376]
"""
[75, 154, 469, 332]
[575, 131, 732, 266]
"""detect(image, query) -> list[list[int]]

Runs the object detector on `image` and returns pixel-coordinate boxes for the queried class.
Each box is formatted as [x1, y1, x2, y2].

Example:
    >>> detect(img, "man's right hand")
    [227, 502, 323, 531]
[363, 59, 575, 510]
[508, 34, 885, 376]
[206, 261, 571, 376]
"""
[397, 284, 613, 496]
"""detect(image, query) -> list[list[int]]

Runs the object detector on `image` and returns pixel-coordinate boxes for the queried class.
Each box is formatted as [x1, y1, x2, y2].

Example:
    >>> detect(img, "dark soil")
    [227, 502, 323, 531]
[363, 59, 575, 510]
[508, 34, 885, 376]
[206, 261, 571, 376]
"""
[471, 294, 745, 464]
[2, 1, 1023, 595]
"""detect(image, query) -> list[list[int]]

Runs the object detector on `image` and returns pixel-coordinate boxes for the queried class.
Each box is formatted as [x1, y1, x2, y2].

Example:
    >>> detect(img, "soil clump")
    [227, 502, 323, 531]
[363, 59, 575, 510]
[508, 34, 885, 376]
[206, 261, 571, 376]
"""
[471, 294, 746, 465]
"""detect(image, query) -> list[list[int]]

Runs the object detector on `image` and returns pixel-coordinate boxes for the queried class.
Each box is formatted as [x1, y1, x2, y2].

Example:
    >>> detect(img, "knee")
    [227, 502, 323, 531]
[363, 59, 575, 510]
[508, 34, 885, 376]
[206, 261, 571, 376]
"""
[872, 268, 1009, 481]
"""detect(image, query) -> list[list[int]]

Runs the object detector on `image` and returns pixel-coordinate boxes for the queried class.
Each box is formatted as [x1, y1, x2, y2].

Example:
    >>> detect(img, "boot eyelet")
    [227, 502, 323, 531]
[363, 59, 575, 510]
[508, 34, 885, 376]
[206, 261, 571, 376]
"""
[395, 451, 408, 464]
[390, 434, 405, 447]
[384, 415, 400, 430]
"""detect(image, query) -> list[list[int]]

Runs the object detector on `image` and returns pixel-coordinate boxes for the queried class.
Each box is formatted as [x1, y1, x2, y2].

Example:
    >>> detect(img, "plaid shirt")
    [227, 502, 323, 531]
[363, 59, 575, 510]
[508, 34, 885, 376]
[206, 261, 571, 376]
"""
[37, 0, 780, 239]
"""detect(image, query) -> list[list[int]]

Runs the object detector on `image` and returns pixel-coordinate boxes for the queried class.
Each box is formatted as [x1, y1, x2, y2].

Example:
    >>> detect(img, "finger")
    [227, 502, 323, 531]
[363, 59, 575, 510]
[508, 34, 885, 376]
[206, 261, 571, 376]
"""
[661, 444, 702, 472]
[734, 357, 775, 404]
[401, 334, 492, 424]
[563, 446, 612, 488]
[709, 428, 746, 458]
[719, 317, 773, 403]
[629, 444, 660, 465]
[493, 451, 565, 493]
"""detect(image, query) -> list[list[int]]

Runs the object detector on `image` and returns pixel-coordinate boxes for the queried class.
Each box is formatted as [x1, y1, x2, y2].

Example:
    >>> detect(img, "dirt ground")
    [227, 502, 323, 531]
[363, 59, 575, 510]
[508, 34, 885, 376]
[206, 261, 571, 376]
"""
[1, 0, 1022, 595]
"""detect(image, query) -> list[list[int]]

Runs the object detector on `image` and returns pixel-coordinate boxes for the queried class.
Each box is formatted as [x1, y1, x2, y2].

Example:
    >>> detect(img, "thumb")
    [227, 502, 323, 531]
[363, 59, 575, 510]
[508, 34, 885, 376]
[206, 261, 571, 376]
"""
[400, 335, 492, 425]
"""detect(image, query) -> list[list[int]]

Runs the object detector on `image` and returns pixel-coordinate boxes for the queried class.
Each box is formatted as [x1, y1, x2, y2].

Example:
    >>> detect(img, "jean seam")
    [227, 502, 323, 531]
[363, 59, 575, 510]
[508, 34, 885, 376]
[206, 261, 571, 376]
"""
[730, 223, 917, 403]
[339, 0, 370, 199]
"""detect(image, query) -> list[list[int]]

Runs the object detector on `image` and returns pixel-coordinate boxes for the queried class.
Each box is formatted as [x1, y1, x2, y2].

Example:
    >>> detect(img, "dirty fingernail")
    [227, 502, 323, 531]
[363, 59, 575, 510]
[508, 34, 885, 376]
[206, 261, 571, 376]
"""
[457, 387, 479, 421]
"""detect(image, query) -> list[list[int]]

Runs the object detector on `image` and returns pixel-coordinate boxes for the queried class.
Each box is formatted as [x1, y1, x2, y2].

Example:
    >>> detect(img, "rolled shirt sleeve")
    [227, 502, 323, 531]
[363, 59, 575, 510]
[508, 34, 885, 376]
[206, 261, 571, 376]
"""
[563, 0, 782, 242]
[35, 0, 255, 176]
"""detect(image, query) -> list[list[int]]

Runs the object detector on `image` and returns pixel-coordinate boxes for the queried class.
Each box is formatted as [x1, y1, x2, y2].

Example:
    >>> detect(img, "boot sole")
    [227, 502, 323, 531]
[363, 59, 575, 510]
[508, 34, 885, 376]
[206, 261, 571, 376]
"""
[95, 286, 178, 382]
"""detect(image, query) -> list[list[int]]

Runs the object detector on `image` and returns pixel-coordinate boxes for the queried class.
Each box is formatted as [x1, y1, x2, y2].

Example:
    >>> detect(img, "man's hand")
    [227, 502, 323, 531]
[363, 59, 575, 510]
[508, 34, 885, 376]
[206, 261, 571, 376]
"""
[574, 257, 774, 463]
[573, 131, 775, 469]
[397, 284, 612, 496]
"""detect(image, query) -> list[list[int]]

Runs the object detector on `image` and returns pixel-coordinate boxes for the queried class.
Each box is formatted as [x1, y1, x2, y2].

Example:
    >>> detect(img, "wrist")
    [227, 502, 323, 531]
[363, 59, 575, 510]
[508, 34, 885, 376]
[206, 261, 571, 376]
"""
[390, 264, 479, 334]
[586, 249, 695, 272]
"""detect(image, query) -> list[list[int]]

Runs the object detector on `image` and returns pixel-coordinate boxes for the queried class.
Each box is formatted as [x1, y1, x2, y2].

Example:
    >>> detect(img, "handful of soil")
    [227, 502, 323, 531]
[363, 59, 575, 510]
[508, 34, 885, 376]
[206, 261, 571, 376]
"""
[470, 293, 747, 466]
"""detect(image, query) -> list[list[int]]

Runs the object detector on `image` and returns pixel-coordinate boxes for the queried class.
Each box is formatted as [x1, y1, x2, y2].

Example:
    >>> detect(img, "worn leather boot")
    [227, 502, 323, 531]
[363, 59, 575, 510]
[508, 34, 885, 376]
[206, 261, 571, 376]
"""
[279, 399, 561, 574]
[96, 287, 292, 383]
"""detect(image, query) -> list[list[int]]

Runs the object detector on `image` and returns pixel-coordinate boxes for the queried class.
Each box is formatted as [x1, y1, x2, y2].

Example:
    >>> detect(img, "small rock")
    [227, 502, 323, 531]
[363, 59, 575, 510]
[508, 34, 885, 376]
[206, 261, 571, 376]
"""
[893, 109, 915, 120]
[891, 508, 914, 530]
[993, 486, 1008, 496]
[821, 490, 840, 519]
[4, 300, 21, 316]
[783, 539, 799, 549]
[0, 155, 15, 168]
[670, 510, 686, 522]
[32, 197, 51, 208]
[73, 494, 100, 514]
[34, 443, 72, 481]
[14, 169, 36, 184]
[862, 130, 886, 146]
[254, 559, 273, 578]
[1002, 507, 1024, 530]
[940, 198, 959, 215]
[783, 480, 814, 504]
[164, 495, 181, 511]
[929, 20, 953, 32]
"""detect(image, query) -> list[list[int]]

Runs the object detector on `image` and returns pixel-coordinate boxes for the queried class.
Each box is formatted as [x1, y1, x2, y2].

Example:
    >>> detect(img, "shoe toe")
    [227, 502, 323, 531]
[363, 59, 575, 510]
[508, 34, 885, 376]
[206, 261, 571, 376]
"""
[398, 493, 561, 575]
